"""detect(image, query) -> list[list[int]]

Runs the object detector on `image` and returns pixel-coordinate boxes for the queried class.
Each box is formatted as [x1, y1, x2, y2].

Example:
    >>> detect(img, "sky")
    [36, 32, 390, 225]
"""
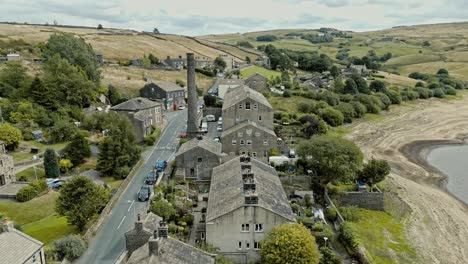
[1, 0, 467, 36]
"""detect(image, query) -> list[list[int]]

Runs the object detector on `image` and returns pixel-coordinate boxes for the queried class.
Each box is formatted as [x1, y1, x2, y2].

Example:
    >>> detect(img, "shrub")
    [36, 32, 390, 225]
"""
[16, 185, 38, 202]
[385, 89, 402, 104]
[319, 108, 344, 127]
[437, 68, 449, 75]
[415, 87, 430, 99]
[317, 91, 340, 106]
[375, 92, 391, 110]
[334, 103, 356, 123]
[53, 235, 87, 260]
[325, 207, 337, 221]
[350, 101, 366, 118]
[369, 80, 386, 92]
[433, 88, 446, 98]
[298, 102, 312, 113]
[339, 207, 360, 221]
[355, 94, 380, 114]
[340, 222, 360, 251]
[319, 246, 343, 264]
[415, 81, 425, 88]
[444, 86, 457, 95]
[428, 82, 440, 89]
[283, 90, 291, 97]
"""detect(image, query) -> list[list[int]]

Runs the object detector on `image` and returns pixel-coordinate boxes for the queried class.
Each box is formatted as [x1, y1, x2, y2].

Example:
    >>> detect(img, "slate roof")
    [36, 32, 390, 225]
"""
[176, 137, 221, 157]
[152, 81, 185, 92]
[206, 156, 295, 222]
[222, 85, 272, 110]
[127, 237, 216, 264]
[111, 97, 161, 111]
[218, 79, 244, 86]
[246, 72, 268, 81]
[0, 228, 43, 264]
[221, 120, 276, 138]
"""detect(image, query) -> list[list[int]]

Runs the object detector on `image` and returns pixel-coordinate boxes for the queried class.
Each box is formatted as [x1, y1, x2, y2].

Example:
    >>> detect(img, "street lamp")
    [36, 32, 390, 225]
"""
[324, 237, 328, 247]
[32, 155, 38, 181]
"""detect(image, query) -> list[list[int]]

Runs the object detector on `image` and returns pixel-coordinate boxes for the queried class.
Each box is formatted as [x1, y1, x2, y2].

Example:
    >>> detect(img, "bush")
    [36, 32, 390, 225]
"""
[444, 86, 457, 95]
[319, 246, 343, 264]
[195, 68, 215, 77]
[433, 88, 446, 98]
[414, 87, 430, 99]
[384, 89, 402, 104]
[334, 103, 356, 123]
[339, 207, 360, 221]
[325, 207, 337, 221]
[355, 94, 380, 114]
[16, 185, 38, 202]
[48, 120, 79, 143]
[340, 222, 360, 251]
[53, 235, 87, 260]
[283, 90, 291, 97]
[319, 108, 344, 127]
[350, 101, 366, 118]
[298, 102, 312, 114]
[415, 81, 425, 88]
[375, 92, 391, 110]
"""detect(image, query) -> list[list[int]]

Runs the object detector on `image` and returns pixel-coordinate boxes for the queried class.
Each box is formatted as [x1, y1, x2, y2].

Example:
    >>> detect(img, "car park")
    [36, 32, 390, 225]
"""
[138, 186, 152, 202]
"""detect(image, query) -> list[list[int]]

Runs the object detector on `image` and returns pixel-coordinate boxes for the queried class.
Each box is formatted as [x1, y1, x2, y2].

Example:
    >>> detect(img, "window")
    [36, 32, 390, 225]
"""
[240, 140, 245, 145]
[263, 150, 267, 157]
[258, 115, 262, 121]
[245, 102, 251, 110]
[255, 224, 264, 232]
[255, 132, 261, 137]
[246, 242, 250, 250]
[190, 168, 195, 176]
[238, 132, 243, 137]
[253, 103, 258, 109]
[238, 241, 242, 250]
[241, 224, 250, 232]
[238, 103, 243, 109]
[252, 152, 257, 157]
[232, 140, 237, 145]
[198, 157, 203, 163]
[263, 139, 268, 146]
[246, 140, 252, 145]
[246, 129, 252, 135]
[254, 242, 261, 250]
[201, 232, 205, 240]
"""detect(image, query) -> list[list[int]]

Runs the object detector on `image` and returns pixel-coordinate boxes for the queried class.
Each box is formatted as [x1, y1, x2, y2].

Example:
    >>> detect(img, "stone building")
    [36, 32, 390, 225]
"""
[221, 85, 274, 131]
[253, 56, 270, 68]
[164, 56, 186, 70]
[220, 54, 234, 70]
[221, 121, 278, 162]
[244, 73, 268, 92]
[6, 53, 21, 61]
[110, 98, 163, 142]
[123, 213, 215, 264]
[217, 79, 244, 99]
[0, 218, 46, 264]
[195, 55, 213, 69]
[206, 156, 295, 264]
[0, 141, 15, 187]
[139, 81, 186, 111]
[175, 136, 222, 181]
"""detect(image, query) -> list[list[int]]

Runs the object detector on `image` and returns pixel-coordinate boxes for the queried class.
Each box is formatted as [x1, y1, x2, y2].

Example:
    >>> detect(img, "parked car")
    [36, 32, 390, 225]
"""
[201, 122, 208, 133]
[217, 117, 223, 125]
[289, 149, 296, 158]
[46, 178, 65, 189]
[213, 137, 220, 143]
[178, 105, 186, 110]
[217, 125, 223, 132]
[206, 115, 216, 122]
[179, 132, 188, 138]
[138, 186, 152, 202]
[145, 170, 158, 185]
[155, 160, 168, 172]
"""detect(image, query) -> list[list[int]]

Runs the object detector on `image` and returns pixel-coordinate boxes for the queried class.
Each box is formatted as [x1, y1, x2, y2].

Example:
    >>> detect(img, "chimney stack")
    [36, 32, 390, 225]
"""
[148, 230, 160, 256]
[186, 53, 199, 137]
[2, 217, 13, 232]
[134, 214, 143, 232]
[157, 221, 168, 239]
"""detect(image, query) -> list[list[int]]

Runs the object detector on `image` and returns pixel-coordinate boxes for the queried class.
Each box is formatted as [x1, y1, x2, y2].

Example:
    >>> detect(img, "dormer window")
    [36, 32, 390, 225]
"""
[238, 104, 243, 109]
[245, 102, 251, 110]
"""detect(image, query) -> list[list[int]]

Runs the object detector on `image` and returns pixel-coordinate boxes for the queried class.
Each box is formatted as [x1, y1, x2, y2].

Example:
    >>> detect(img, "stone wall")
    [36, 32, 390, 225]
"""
[203, 107, 222, 121]
[332, 192, 385, 211]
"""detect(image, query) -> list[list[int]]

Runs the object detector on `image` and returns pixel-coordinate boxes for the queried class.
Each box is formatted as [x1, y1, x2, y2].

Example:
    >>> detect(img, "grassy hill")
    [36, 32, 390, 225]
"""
[198, 22, 468, 81]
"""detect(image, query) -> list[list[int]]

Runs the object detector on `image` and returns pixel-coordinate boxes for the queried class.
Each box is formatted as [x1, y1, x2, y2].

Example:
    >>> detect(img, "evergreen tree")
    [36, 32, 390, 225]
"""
[63, 133, 91, 167]
[31, 76, 55, 109]
[44, 148, 60, 178]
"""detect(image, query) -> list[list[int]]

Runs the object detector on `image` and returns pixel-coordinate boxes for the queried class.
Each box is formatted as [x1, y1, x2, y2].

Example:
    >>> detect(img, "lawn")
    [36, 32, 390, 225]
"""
[0, 191, 77, 245]
[345, 208, 418, 264]
[268, 95, 313, 114]
[11, 141, 69, 163]
[102, 177, 124, 190]
[240, 65, 281, 80]
[15, 166, 46, 182]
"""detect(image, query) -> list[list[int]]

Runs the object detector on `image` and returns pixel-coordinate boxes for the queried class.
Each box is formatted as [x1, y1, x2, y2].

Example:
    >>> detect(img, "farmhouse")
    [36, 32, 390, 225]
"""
[110, 98, 163, 142]
[139, 81, 186, 111]
[206, 156, 295, 264]
[244, 73, 268, 92]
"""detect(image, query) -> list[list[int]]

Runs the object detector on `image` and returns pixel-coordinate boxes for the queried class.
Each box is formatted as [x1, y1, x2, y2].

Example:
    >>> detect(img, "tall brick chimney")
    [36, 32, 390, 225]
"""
[186, 53, 199, 137]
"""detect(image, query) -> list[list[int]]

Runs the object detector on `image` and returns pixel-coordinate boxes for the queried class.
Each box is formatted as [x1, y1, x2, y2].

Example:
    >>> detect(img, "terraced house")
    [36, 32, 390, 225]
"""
[206, 156, 295, 264]
[140, 81, 186, 111]
[0, 141, 14, 187]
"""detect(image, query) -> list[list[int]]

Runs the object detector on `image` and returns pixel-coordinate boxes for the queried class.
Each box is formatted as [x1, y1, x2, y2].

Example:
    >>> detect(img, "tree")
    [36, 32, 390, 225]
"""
[97, 24, 103, 29]
[0, 62, 30, 98]
[153, 28, 160, 34]
[148, 53, 159, 65]
[30, 76, 54, 109]
[203, 94, 217, 107]
[44, 148, 60, 178]
[343, 78, 358, 94]
[97, 112, 141, 178]
[261, 223, 319, 264]
[107, 85, 122, 106]
[63, 133, 91, 166]
[214, 56, 227, 71]
[0, 123, 22, 150]
[43, 33, 101, 83]
[437, 68, 449, 75]
[330, 65, 340, 78]
[59, 159, 73, 173]
[142, 55, 151, 67]
[351, 75, 369, 94]
[319, 108, 344, 127]
[369, 80, 386, 92]
[245, 56, 251, 64]
[150, 200, 176, 220]
[53, 235, 87, 260]
[297, 135, 363, 185]
[359, 158, 390, 187]
[55, 176, 109, 231]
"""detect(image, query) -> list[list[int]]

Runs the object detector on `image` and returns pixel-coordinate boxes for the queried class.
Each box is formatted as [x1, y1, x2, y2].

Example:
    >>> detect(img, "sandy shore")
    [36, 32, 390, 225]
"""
[345, 95, 468, 264]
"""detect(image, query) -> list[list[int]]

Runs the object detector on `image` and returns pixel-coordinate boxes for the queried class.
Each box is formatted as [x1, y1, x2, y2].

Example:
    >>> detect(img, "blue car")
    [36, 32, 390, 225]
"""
[155, 160, 167, 172]
[145, 170, 158, 185]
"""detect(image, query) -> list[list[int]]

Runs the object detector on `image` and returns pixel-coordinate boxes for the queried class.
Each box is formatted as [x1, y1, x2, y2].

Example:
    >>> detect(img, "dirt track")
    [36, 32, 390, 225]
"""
[346, 95, 468, 264]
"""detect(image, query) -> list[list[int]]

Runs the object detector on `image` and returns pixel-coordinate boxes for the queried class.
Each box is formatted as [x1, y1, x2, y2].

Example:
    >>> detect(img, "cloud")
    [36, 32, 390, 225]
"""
[0, 0, 467, 35]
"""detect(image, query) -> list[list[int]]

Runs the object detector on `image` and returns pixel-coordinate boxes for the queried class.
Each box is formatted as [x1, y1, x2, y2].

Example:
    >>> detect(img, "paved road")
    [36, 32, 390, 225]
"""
[77, 109, 187, 264]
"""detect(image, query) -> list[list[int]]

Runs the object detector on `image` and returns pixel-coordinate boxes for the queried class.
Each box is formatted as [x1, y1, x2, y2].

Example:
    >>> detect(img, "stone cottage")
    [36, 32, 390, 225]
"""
[175, 136, 222, 181]
[123, 213, 215, 264]
[254, 56, 270, 68]
[139, 81, 186, 111]
[0, 218, 46, 264]
[164, 56, 186, 70]
[244, 73, 268, 92]
[206, 156, 295, 264]
[110, 98, 163, 142]
[0, 141, 14, 187]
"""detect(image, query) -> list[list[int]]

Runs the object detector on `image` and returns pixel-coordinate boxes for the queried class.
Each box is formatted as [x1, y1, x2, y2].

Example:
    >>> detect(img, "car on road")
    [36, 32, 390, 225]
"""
[179, 132, 188, 138]
[145, 170, 158, 185]
[217, 125, 223, 132]
[213, 137, 220, 142]
[178, 105, 186, 110]
[138, 185, 152, 202]
[206, 115, 216, 122]
[155, 160, 168, 172]
[201, 122, 208, 133]
[217, 117, 223, 125]
[46, 178, 65, 189]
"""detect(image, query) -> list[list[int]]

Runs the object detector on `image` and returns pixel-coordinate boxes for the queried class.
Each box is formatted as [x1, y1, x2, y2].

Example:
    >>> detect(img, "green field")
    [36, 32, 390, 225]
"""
[0, 191, 76, 245]
[240, 65, 281, 79]
[346, 208, 418, 264]
[16, 166, 46, 182]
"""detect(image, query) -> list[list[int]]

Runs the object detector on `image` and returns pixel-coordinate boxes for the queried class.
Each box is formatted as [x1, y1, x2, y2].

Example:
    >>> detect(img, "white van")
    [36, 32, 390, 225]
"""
[206, 115, 216, 122]
[201, 122, 208, 133]
[217, 117, 223, 125]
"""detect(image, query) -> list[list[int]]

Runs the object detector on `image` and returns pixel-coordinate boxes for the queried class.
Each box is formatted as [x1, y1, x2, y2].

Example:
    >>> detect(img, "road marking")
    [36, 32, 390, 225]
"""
[117, 216, 126, 230]
[128, 200, 135, 212]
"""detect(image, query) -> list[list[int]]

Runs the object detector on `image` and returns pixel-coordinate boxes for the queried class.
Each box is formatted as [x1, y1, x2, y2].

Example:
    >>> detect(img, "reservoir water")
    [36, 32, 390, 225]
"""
[426, 145, 468, 204]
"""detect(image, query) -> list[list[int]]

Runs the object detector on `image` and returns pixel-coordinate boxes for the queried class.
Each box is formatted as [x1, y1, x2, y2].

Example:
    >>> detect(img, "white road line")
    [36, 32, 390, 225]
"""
[127, 200, 135, 212]
[117, 216, 126, 230]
